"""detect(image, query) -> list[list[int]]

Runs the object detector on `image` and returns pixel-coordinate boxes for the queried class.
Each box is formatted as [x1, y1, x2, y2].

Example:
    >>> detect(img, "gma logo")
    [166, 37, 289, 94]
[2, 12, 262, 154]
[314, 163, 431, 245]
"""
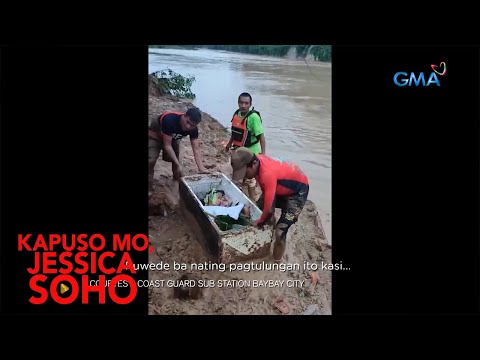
[393, 72, 441, 87]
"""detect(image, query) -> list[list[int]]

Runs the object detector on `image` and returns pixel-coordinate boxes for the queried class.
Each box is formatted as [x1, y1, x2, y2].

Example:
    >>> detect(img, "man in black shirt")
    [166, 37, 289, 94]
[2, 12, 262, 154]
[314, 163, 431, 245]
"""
[148, 107, 209, 195]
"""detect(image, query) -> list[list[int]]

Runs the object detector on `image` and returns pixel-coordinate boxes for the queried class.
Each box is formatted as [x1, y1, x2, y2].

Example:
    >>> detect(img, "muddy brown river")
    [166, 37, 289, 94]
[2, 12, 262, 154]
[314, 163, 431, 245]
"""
[149, 48, 331, 219]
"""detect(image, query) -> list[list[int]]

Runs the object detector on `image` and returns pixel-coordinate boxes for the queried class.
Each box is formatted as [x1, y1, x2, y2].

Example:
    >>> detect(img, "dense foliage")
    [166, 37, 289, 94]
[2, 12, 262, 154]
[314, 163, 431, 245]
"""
[150, 69, 196, 99]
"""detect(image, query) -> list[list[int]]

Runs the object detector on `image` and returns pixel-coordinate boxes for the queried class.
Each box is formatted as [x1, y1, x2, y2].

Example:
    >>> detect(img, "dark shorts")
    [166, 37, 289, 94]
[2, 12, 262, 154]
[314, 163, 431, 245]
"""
[256, 185, 309, 227]
[148, 136, 180, 164]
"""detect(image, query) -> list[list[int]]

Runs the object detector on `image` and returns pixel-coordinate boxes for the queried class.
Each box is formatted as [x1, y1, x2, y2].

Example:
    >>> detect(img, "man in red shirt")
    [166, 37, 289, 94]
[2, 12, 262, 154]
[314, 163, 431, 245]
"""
[231, 147, 309, 261]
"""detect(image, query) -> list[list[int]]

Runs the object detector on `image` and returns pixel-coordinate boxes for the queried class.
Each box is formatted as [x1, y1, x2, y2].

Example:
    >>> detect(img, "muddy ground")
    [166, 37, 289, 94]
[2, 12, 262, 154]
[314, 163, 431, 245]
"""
[148, 84, 332, 315]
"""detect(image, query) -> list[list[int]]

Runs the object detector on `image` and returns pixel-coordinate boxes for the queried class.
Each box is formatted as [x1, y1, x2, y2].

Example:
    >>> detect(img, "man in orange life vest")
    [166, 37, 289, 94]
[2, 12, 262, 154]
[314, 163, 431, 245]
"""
[148, 108, 209, 196]
[231, 147, 309, 262]
[225, 93, 266, 201]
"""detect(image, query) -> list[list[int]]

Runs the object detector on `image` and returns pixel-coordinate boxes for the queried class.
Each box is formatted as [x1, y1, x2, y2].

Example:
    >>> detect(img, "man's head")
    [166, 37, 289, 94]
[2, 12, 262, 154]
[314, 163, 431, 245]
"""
[231, 147, 259, 181]
[238, 92, 252, 114]
[180, 107, 202, 131]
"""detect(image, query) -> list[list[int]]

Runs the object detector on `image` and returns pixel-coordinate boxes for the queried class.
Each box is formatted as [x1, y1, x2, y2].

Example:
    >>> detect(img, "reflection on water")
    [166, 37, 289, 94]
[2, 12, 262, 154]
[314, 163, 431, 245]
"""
[149, 48, 331, 218]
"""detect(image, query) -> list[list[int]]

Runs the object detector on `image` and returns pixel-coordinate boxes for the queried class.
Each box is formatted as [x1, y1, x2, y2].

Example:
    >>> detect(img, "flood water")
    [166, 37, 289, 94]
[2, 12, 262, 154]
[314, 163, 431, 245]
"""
[149, 48, 331, 218]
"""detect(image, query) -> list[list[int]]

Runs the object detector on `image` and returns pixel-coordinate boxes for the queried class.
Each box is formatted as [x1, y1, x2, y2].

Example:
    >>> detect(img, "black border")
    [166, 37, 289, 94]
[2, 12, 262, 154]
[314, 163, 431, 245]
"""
[332, 45, 480, 314]
[0, 45, 149, 314]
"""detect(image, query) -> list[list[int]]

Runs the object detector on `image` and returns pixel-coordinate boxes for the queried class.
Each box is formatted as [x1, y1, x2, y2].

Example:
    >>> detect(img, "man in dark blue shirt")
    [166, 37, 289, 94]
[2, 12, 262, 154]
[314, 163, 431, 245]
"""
[148, 107, 209, 196]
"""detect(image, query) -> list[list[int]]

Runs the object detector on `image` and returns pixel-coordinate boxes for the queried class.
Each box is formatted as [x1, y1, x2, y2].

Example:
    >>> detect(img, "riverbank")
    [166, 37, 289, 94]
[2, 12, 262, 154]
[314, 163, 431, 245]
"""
[149, 45, 332, 62]
[148, 84, 332, 315]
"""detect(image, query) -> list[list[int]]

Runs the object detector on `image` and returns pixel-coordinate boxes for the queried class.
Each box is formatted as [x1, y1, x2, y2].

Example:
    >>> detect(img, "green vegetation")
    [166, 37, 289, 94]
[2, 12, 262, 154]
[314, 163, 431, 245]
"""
[149, 45, 332, 62]
[150, 69, 196, 99]
[309, 45, 332, 62]
[296, 45, 331, 62]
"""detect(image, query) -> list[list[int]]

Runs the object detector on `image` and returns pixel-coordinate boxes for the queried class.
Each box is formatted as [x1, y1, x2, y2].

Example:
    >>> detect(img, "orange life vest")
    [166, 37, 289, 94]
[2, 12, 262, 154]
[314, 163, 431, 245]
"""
[149, 111, 184, 140]
[230, 108, 262, 148]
